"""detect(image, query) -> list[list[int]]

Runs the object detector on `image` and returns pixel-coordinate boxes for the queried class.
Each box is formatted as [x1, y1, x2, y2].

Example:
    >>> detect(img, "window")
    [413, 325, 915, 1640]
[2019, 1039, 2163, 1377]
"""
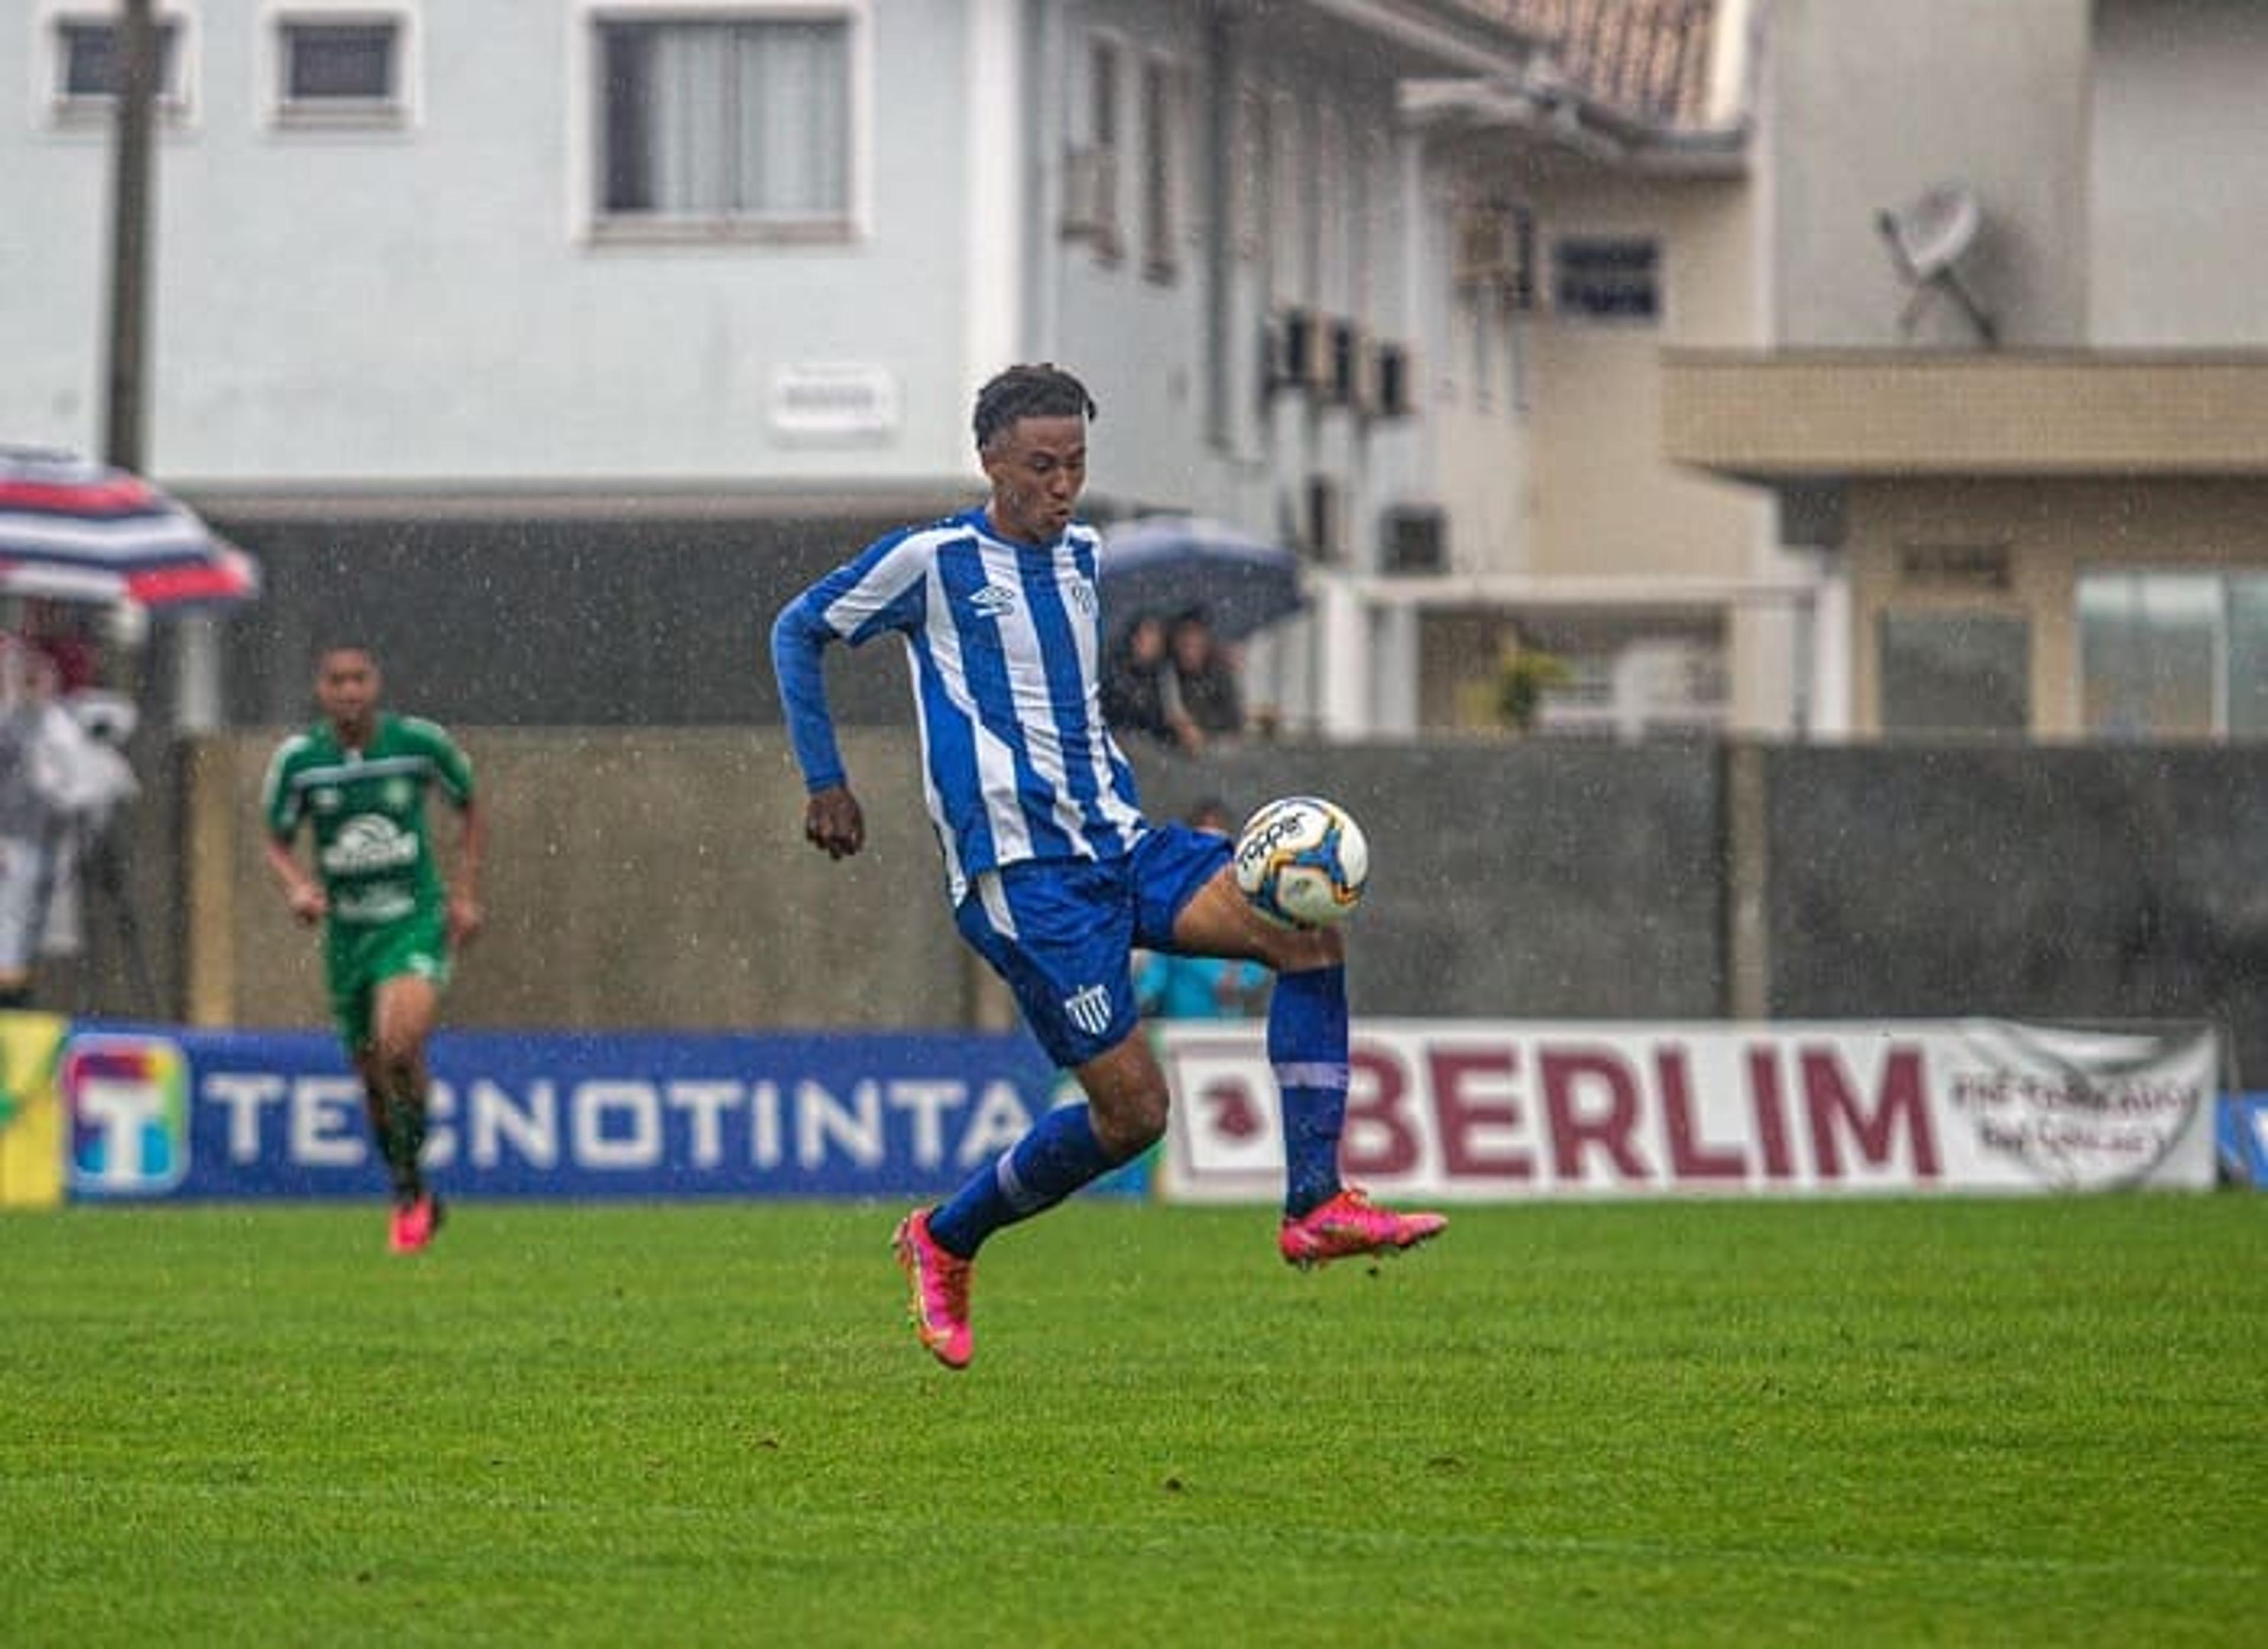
[1061, 34, 1123, 259]
[276, 15, 405, 121]
[51, 12, 188, 119]
[598, 14, 852, 234]
[1878, 612, 2030, 736]
[1553, 236, 1661, 322]
[1089, 36, 1120, 161]
[2077, 569, 2268, 740]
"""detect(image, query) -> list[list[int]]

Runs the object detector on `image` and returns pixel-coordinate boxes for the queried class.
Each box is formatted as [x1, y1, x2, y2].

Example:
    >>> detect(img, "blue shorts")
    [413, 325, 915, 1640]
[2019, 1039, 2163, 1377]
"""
[955, 824, 1232, 1068]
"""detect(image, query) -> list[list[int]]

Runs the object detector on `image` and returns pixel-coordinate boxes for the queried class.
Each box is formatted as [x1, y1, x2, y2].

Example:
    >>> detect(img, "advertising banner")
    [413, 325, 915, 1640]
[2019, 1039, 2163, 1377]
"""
[1160, 1018, 2221, 1201]
[0, 1012, 67, 1208]
[61, 1024, 1061, 1202]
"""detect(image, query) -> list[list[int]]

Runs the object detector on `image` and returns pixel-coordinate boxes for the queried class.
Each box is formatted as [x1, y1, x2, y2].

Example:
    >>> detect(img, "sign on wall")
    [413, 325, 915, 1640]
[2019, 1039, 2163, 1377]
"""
[44, 1018, 2225, 1205]
[61, 1025, 1061, 1202]
[1160, 1019, 2221, 1200]
[766, 363, 900, 442]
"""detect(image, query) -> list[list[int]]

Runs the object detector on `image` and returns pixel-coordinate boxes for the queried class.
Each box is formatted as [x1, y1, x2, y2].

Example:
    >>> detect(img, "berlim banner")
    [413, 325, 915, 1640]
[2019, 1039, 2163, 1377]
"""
[1159, 1018, 2223, 1200]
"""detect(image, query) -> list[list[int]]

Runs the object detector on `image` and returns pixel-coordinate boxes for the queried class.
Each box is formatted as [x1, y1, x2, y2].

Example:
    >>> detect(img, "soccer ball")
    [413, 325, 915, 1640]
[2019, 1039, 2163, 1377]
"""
[1233, 795, 1369, 928]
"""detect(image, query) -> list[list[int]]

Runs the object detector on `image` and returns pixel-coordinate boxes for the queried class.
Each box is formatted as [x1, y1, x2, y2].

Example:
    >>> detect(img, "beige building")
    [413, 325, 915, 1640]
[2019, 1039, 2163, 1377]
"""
[1401, 0, 2268, 742]
[1375, 0, 1791, 738]
[1659, 0, 2268, 739]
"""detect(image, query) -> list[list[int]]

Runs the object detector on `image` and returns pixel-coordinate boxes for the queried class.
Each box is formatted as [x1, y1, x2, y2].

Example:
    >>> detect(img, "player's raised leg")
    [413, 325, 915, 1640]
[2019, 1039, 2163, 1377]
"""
[1169, 863, 1446, 1268]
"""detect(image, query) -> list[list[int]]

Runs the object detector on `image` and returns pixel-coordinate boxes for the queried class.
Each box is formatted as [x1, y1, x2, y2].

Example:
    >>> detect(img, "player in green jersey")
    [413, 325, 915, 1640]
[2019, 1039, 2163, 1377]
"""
[260, 644, 483, 1253]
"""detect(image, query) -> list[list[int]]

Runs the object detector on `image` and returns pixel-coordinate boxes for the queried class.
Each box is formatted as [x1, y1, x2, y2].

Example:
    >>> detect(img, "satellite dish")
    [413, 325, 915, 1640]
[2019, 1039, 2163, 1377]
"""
[1876, 183, 1997, 346]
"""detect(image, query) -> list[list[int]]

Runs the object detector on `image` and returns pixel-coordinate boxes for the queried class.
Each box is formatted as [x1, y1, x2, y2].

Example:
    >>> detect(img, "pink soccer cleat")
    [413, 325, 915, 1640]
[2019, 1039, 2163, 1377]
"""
[388, 1194, 444, 1254]
[1278, 1187, 1446, 1270]
[892, 1208, 975, 1370]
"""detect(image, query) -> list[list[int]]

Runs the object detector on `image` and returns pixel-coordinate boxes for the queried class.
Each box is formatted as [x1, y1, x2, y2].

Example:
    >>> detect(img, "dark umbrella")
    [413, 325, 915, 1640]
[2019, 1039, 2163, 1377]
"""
[1097, 515, 1305, 643]
[0, 447, 259, 611]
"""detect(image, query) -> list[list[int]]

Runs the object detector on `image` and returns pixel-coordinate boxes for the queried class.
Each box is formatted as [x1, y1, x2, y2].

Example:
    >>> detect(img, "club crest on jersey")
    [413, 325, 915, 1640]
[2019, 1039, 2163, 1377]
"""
[969, 584, 1018, 621]
[1063, 984, 1112, 1038]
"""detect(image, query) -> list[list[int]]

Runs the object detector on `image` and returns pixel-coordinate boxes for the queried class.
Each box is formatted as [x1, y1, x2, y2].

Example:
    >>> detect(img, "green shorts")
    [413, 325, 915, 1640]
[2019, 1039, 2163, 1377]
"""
[324, 910, 451, 1051]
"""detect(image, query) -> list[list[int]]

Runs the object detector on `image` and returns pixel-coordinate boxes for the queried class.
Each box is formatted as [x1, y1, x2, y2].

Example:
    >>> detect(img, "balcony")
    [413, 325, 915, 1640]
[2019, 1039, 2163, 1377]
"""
[1662, 350, 2268, 482]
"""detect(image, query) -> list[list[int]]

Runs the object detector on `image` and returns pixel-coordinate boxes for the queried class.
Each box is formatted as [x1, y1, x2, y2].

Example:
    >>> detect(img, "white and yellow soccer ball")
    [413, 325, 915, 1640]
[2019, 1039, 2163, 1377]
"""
[1233, 795, 1370, 928]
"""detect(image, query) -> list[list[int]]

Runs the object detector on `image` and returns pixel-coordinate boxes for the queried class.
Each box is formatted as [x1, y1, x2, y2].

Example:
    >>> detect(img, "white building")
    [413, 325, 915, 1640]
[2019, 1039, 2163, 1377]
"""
[5, 1, 1787, 740]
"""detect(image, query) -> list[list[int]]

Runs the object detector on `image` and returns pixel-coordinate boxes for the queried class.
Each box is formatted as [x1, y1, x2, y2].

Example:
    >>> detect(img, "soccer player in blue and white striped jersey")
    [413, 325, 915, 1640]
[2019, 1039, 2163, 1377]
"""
[771, 364, 1444, 1370]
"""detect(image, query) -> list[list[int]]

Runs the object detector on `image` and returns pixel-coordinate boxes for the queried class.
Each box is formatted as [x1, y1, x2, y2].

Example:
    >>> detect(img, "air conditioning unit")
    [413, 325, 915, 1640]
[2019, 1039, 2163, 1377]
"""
[1061, 146, 1121, 249]
[1265, 307, 1322, 395]
[1454, 203, 1536, 309]
[1363, 340, 1418, 419]
[1381, 505, 1448, 575]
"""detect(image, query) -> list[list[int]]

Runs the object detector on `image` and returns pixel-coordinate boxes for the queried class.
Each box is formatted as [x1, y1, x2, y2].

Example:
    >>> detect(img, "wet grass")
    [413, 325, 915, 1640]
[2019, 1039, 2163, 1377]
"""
[2, 1197, 2263, 1646]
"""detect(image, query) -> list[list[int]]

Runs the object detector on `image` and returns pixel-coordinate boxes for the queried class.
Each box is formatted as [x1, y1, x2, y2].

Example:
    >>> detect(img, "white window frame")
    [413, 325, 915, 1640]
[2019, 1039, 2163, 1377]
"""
[569, 0, 872, 247]
[39, 2, 198, 130]
[258, 2, 420, 131]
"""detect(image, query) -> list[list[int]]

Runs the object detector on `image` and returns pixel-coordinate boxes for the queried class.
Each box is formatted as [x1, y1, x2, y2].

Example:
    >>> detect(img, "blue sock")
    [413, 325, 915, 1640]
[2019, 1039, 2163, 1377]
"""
[1270, 964, 1349, 1218]
[928, 1101, 1118, 1257]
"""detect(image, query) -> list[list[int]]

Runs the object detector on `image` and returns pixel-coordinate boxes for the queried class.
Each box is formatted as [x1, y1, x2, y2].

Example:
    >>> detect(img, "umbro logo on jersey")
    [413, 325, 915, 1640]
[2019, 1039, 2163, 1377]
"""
[970, 584, 1018, 620]
[1063, 985, 1111, 1038]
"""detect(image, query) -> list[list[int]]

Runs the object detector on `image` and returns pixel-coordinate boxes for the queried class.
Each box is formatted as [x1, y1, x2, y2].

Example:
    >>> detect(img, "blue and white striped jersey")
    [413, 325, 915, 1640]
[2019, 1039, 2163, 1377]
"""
[771, 507, 1148, 903]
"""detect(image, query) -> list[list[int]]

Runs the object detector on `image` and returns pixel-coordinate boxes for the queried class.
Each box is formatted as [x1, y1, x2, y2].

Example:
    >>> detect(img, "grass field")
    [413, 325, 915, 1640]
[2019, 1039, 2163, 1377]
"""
[4, 1195, 2264, 1647]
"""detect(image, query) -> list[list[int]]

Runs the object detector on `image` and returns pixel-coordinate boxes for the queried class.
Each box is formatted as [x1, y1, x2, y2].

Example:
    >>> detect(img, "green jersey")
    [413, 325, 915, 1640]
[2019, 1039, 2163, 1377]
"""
[262, 713, 474, 928]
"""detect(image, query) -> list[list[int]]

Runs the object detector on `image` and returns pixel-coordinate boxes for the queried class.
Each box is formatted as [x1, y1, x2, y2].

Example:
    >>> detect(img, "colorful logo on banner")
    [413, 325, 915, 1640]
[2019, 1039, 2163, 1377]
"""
[65, 1034, 190, 1195]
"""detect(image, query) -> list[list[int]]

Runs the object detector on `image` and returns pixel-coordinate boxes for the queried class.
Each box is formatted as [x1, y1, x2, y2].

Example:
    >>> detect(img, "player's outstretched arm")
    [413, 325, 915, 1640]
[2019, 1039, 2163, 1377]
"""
[771, 598, 851, 774]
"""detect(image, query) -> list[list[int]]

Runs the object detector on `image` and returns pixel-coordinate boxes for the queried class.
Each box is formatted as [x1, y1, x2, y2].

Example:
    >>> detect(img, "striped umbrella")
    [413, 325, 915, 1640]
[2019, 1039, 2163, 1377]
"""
[0, 447, 259, 610]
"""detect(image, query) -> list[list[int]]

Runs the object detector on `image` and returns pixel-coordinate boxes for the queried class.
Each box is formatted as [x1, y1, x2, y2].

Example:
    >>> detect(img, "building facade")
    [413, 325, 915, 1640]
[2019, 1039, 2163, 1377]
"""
[4, 0, 1775, 741]
[1663, 0, 2268, 739]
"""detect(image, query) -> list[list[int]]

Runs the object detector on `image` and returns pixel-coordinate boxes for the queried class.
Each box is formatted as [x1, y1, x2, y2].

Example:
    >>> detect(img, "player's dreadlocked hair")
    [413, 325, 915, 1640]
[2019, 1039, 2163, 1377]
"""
[972, 363, 1097, 453]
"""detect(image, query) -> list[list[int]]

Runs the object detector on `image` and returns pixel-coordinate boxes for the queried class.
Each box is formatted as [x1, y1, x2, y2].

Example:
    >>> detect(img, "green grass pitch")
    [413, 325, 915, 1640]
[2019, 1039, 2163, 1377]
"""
[4, 1196, 2263, 1647]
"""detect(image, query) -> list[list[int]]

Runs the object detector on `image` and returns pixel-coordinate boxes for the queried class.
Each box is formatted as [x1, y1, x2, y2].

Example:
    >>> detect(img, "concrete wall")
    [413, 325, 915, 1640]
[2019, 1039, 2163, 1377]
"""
[194, 727, 977, 1034]
[60, 729, 2268, 1085]
[177, 729, 1726, 1033]
[1765, 743, 2268, 1084]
